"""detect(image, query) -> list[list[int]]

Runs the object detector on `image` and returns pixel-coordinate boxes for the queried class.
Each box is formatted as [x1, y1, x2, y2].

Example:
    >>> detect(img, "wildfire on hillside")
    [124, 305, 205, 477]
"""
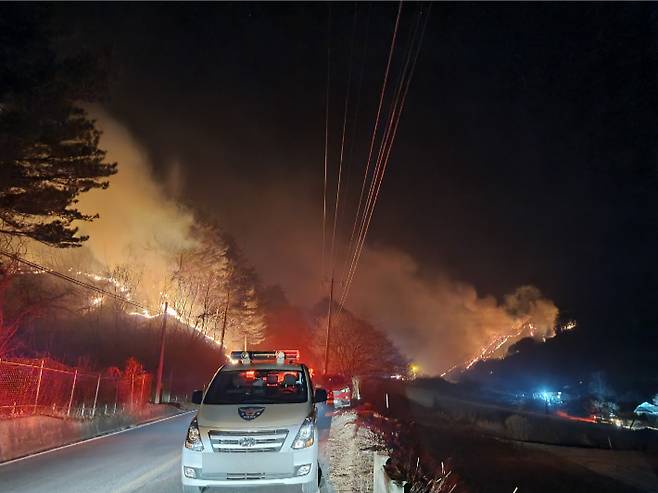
[441, 320, 577, 379]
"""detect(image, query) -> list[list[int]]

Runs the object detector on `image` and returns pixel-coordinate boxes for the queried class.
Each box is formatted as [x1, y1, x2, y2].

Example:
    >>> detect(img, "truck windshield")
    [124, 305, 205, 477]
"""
[203, 369, 308, 404]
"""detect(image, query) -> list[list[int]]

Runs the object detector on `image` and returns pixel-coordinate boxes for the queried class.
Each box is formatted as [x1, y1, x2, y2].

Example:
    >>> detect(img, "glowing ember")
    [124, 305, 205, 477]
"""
[89, 295, 103, 306]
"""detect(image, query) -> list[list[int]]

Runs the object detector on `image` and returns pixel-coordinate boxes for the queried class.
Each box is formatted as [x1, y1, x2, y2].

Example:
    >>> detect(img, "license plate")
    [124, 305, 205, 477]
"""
[202, 452, 293, 474]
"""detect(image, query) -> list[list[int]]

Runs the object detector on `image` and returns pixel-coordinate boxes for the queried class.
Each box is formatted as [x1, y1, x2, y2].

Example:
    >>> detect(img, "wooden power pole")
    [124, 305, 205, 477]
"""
[219, 285, 231, 354]
[323, 277, 334, 375]
[154, 301, 168, 404]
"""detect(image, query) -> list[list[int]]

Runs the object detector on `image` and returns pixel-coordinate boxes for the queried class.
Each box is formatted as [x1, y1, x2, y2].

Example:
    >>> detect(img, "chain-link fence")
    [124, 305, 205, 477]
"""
[0, 357, 152, 419]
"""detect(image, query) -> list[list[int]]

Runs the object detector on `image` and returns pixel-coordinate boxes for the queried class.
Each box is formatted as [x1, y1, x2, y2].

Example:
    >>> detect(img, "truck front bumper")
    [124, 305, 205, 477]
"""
[181, 447, 318, 492]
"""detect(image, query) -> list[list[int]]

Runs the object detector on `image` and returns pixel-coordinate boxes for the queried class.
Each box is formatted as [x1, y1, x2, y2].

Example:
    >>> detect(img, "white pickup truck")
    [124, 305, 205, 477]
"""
[181, 350, 327, 493]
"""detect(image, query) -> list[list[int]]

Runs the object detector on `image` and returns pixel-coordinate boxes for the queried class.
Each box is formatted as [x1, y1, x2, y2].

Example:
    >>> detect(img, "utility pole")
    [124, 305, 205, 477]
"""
[219, 285, 231, 354]
[154, 302, 168, 404]
[219, 267, 233, 355]
[323, 277, 334, 375]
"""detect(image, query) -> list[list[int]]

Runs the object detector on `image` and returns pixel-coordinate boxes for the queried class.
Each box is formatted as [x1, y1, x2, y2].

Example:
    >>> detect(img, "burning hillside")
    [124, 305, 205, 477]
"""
[21, 111, 266, 352]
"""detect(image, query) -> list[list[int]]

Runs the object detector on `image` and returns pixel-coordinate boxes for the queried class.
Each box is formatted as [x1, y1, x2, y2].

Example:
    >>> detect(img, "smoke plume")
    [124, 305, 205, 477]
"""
[59, 109, 196, 307]
[37, 109, 559, 375]
[344, 248, 559, 375]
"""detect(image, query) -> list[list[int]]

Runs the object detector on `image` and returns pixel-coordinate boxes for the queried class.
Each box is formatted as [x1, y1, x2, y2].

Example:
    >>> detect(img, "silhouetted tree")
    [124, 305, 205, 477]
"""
[0, 5, 116, 247]
[316, 302, 408, 377]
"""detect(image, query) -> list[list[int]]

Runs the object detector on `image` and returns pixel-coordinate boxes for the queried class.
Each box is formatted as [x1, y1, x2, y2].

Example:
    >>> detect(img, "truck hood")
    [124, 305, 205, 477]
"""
[197, 402, 311, 429]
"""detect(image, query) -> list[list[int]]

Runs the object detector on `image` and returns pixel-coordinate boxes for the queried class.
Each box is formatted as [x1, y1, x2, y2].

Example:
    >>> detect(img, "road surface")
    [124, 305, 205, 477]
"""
[0, 408, 336, 493]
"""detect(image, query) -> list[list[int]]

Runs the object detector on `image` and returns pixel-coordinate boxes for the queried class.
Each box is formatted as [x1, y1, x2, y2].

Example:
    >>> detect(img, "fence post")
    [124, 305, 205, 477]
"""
[130, 373, 135, 410]
[92, 373, 101, 418]
[139, 374, 145, 408]
[114, 377, 119, 413]
[67, 369, 78, 417]
[33, 359, 45, 415]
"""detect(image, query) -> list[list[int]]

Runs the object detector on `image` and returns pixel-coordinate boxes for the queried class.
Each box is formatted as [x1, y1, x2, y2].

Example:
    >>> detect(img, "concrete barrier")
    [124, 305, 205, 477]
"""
[373, 453, 406, 493]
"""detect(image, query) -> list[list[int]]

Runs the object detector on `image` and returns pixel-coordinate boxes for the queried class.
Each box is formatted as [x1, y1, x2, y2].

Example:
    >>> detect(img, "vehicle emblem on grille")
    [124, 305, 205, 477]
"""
[238, 406, 265, 421]
[239, 437, 257, 447]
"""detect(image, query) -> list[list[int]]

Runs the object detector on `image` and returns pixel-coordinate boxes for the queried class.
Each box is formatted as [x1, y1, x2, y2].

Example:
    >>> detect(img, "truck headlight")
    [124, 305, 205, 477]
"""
[291, 415, 315, 449]
[185, 417, 204, 451]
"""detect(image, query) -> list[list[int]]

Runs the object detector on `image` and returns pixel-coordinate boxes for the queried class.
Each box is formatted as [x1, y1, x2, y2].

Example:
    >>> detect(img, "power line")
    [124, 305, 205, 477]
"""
[340, 3, 431, 309]
[341, 4, 429, 307]
[343, 4, 371, 271]
[340, 0, 404, 306]
[0, 250, 148, 311]
[340, 3, 371, 282]
[329, 4, 359, 279]
[320, 2, 430, 371]
[323, 4, 360, 375]
[321, 5, 332, 281]
[345, 5, 421, 290]
[344, 1, 403, 282]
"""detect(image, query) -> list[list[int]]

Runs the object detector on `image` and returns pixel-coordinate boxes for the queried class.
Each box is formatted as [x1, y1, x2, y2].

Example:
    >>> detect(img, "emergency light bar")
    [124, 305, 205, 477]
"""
[230, 349, 300, 365]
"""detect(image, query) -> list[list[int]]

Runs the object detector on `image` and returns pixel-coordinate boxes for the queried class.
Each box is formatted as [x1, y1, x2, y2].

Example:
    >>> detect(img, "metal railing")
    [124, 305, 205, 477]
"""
[0, 357, 152, 419]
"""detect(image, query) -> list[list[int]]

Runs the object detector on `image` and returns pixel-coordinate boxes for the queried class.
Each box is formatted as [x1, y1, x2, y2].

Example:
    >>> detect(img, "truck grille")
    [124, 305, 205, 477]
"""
[208, 429, 289, 453]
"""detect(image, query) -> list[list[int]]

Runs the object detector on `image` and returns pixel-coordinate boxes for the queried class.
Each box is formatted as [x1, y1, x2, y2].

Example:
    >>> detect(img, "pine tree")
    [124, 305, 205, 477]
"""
[0, 5, 116, 247]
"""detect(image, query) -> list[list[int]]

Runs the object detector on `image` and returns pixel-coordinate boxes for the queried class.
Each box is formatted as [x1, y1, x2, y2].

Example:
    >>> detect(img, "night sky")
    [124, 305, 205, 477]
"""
[53, 3, 658, 350]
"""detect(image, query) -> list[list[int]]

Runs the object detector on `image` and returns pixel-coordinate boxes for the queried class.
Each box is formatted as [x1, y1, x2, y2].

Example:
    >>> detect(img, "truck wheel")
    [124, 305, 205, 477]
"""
[318, 463, 323, 486]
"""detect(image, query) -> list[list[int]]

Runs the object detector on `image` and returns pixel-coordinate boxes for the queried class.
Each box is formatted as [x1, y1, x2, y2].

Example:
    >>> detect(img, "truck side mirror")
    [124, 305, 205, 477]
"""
[314, 388, 327, 403]
[191, 390, 204, 405]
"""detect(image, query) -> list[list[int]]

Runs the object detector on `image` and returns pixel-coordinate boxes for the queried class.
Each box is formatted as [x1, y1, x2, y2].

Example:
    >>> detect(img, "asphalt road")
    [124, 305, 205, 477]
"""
[0, 408, 335, 493]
